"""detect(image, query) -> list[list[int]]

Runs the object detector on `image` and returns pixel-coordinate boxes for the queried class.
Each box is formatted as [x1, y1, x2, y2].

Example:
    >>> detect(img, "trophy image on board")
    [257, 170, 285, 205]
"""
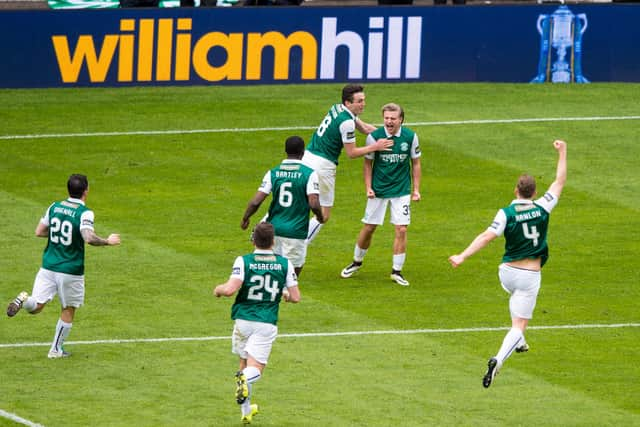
[531, 5, 589, 83]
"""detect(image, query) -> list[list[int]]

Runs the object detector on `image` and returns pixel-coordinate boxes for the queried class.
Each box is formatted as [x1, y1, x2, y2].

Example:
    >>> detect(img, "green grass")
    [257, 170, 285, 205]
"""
[0, 83, 639, 426]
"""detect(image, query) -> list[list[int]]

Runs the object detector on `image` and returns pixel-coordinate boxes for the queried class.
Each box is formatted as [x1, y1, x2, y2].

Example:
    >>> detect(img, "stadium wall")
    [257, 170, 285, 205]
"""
[0, 4, 638, 88]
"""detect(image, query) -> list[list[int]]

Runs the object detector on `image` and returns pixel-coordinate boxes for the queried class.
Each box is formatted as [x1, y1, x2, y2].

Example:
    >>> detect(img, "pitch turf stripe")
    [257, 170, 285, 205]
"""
[1, 116, 639, 140]
[1, 323, 638, 349]
[0, 409, 45, 427]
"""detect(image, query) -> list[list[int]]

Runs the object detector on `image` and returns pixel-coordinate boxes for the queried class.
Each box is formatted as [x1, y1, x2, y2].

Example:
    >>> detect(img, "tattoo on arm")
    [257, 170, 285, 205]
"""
[81, 228, 109, 246]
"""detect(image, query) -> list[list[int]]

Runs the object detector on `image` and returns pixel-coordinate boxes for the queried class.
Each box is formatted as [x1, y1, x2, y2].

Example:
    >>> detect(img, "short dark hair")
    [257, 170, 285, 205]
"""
[342, 84, 364, 104]
[67, 174, 89, 198]
[517, 174, 536, 199]
[285, 136, 305, 158]
[253, 222, 275, 249]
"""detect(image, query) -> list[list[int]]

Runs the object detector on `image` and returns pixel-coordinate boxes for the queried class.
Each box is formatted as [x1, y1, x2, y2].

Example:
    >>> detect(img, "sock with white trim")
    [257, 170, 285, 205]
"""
[306, 217, 323, 244]
[23, 296, 37, 313]
[50, 319, 72, 353]
[392, 253, 406, 272]
[354, 245, 367, 262]
[241, 366, 261, 415]
[495, 327, 524, 367]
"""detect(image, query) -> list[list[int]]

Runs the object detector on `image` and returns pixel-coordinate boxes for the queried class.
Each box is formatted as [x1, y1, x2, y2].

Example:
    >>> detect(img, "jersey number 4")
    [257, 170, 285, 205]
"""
[522, 223, 540, 247]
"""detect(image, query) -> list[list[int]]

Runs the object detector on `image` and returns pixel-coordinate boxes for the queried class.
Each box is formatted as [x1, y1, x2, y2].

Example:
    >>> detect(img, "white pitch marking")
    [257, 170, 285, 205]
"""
[0, 409, 45, 427]
[1, 323, 638, 349]
[1, 116, 639, 140]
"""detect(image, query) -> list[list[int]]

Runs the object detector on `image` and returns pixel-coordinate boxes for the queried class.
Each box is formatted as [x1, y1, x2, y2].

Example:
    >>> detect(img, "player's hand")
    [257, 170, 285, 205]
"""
[448, 255, 464, 268]
[282, 289, 290, 302]
[240, 218, 250, 230]
[412, 191, 421, 202]
[375, 138, 394, 152]
[553, 140, 566, 152]
[367, 188, 375, 199]
[107, 234, 121, 246]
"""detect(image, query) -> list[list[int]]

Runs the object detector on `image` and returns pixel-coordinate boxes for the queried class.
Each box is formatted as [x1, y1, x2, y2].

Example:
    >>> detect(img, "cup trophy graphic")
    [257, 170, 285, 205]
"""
[531, 5, 589, 83]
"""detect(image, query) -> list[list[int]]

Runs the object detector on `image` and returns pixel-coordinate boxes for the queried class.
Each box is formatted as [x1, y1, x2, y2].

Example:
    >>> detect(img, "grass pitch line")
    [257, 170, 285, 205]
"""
[0, 409, 45, 427]
[1, 323, 638, 349]
[1, 115, 639, 140]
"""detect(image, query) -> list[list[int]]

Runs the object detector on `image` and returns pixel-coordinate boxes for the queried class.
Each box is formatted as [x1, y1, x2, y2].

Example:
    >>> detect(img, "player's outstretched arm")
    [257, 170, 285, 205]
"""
[343, 138, 393, 159]
[214, 278, 242, 297]
[355, 118, 377, 135]
[548, 140, 567, 199]
[448, 230, 497, 268]
[81, 229, 121, 246]
[241, 191, 268, 230]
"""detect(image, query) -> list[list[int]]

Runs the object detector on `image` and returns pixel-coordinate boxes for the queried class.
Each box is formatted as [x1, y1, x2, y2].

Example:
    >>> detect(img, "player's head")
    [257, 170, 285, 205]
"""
[285, 136, 305, 159]
[342, 84, 364, 104]
[381, 103, 404, 134]
[67, 174, 89, 199]
[516, 174, 536, 199]
[342, 84, 366, 116]
[252, 222, 275, 250]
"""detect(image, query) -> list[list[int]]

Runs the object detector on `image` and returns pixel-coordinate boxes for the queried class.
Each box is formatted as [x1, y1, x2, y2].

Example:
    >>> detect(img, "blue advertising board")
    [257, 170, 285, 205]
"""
[0, 4, 638, 87]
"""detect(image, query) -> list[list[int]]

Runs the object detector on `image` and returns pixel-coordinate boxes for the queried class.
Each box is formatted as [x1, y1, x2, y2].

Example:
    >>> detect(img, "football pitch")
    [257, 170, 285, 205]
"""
[0, 83, 639, 427]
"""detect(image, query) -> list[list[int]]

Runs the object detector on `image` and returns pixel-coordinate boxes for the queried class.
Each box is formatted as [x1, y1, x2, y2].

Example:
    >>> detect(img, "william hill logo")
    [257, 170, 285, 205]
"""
[51, 16, 423, 84]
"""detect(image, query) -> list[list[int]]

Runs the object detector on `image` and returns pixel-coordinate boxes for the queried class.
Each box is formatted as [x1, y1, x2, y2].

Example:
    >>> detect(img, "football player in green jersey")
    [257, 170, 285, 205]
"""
[6, 174, 121, 359]
[448, 140, 567, 388]
[241, 136, 324, 276]
[303, 84, 393, 244]
[341, 103, 422, 286]
[214, 222, 299, 424]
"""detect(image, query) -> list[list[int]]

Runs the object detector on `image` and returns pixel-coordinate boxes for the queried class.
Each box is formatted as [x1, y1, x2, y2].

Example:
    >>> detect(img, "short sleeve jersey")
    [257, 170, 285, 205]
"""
[229, 249, 298, 325]
[365, 126, 421, 198]
[259, 159, 320, 240]
[306, 103, 357, 165]
[41, 198, 94, 275]
[488, 192, 559, 267]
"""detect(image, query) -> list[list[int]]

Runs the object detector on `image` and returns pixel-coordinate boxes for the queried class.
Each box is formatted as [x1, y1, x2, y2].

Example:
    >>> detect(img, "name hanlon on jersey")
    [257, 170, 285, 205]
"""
[379, 153, 408, 163]
[53, 206, 77, 217]
[515, 209, 542, 223]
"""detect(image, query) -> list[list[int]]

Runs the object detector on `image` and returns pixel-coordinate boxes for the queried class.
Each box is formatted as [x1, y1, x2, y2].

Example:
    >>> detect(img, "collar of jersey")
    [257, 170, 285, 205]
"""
[511, 198, 534, 205]
[384, 127, 402, 138]
[254, 249, 274, 254]
[67, 197, 85, 205]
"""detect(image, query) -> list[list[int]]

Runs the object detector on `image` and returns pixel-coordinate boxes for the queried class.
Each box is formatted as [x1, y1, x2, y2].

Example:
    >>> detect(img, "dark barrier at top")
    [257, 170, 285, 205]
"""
[0, 4, 638, 88]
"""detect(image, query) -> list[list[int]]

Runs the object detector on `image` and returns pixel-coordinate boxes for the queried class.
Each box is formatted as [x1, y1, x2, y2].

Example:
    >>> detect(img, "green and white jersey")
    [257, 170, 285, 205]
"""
[488, 192, 559, 267]
[259, 159, 320, 240]
[229, 249, 298, 326]
[40, 198, 94, 275]
[306, 103, 357, 165]
[365, 126, 421, 199]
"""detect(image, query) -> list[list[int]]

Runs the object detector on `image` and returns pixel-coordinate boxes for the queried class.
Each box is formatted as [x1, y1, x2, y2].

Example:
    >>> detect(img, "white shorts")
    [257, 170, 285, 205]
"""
[498, 263, 541, 320]
[362, 195, 411, 226]
[232, 319, 278, 365]
[302, 151, 336, 207]
[32, 268, 85, 308]
[274, 236, 307, 268]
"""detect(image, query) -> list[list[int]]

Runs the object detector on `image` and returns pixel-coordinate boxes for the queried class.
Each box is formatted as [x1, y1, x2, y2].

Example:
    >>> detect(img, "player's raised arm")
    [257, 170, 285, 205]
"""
[547, 140, 567, 199]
